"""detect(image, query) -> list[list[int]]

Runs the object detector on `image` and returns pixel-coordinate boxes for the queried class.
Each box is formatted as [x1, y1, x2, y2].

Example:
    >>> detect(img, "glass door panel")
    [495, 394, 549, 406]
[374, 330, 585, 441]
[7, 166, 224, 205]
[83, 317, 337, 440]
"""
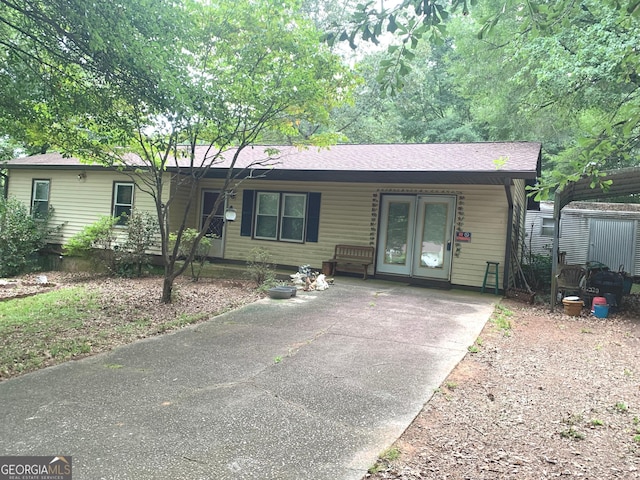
[376, 194, 455, 280]
[376, 196, 415, 275]
[413, 196, 455, 279]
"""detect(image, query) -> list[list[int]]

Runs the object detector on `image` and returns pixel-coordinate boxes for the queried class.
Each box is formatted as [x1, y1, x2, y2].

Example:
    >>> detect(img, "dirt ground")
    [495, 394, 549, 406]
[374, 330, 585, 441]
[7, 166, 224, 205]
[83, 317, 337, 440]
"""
[0, 272, 262, 379]
[3, 274, 640, 478]
[365, 296, 640, 479]
[0, 271, 261, 318]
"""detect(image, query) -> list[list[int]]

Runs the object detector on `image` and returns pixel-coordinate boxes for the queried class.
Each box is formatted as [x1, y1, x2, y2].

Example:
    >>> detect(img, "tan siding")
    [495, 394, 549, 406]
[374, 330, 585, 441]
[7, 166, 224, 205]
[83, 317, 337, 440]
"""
[9, 168, 514, 288]
[168, 175, 201, 233]
[214, 180, 510, 289]
[7, 169, 165, 250]
[450, 186, 507, 288]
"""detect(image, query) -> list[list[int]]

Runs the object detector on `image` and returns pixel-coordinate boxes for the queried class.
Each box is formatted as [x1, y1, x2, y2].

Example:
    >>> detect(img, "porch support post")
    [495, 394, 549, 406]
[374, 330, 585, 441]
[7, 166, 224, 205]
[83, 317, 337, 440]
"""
[503, 179, 514, 294]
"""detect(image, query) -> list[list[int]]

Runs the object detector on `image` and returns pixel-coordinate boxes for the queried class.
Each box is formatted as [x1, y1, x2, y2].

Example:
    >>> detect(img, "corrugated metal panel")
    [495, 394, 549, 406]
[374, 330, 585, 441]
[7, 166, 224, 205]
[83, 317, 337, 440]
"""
[588, 218, 636, 273]
[527, 203, 640, 276]
[558, 211, 590, 265]
[524, 210, 551, 256]
[524, 202, 557, 257]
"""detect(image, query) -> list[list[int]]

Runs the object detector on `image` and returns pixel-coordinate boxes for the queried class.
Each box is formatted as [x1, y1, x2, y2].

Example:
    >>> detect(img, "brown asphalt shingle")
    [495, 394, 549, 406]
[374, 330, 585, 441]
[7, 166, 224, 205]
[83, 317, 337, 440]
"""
[7, 142, 541, 174]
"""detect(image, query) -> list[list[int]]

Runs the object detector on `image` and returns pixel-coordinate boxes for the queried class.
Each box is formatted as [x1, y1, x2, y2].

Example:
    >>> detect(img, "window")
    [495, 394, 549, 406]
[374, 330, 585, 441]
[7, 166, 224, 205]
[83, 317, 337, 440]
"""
[541, 217, 555, 237]
[248, 191, 317, 243]
[281, 193, 306, 242]
[31, 179, 50, 218]
[113, 182, 134, 224]
[255, 192, 280, 240]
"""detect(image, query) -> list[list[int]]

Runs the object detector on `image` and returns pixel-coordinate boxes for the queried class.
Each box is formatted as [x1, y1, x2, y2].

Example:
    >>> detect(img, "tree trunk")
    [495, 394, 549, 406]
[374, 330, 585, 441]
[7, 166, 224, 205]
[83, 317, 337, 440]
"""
[161, 274, 174, 303]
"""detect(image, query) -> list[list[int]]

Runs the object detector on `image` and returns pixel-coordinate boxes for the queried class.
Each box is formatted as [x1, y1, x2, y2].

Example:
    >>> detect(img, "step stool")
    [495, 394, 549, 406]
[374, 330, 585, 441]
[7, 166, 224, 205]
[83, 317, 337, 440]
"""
[481, 261, 500, 295]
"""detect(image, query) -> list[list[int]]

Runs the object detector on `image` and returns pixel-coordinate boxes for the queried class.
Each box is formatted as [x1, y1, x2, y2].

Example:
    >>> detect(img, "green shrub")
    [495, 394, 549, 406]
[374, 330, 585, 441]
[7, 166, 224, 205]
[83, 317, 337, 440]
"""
[0, 197, 53, 277]
[116, 211, 159, 277]
[169, 228, 212, 281]
[245, 247, 277, 290]
[64, 216, 118, 273]
[65, 211, 158, 277]
[522, 253, 552, 292]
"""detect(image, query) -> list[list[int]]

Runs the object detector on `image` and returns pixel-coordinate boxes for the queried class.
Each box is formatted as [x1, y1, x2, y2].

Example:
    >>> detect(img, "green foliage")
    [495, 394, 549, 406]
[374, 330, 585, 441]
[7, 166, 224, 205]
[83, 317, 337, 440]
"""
[169, 228, 212, 281]
[492, 305, 513, 334]
[0, 196, 53, 277]
[0, 0, 354, 303]
[64, 216, 118, 272]
[115, 210, 159, 277]
[245, 247, 277, 290]
[0, 287, 99, 377]
[65, 211, 158, 277]
[324, 0, 640, 198]
[368, 447, 401, 474]
[522, 254, 553, 293]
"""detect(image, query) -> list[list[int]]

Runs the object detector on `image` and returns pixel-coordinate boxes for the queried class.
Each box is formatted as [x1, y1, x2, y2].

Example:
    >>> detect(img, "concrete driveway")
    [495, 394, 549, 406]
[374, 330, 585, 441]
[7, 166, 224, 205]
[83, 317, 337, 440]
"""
[0, 278, 496, 479]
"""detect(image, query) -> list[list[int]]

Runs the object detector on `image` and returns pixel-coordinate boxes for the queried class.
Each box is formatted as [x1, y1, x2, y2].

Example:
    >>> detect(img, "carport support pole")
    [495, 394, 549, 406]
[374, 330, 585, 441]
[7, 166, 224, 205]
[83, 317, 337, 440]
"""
[550, 200, 561, 312]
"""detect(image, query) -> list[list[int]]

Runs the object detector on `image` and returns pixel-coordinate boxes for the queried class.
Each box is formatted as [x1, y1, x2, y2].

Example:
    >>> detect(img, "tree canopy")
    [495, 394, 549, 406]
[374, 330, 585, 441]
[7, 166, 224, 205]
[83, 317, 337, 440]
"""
[0, 0, 354, 301]
[326, 0, 640, 198]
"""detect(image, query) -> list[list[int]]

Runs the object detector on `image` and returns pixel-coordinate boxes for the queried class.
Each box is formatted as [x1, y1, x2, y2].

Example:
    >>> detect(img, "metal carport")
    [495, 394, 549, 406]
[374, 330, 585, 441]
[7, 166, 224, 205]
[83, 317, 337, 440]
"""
[550, 167, 640, 310]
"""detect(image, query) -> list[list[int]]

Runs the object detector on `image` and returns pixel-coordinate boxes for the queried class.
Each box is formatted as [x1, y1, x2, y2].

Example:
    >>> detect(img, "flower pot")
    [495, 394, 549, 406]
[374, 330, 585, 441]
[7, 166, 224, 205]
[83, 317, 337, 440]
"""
[562, 297, 583, 316]
[268, 286, 294, 299]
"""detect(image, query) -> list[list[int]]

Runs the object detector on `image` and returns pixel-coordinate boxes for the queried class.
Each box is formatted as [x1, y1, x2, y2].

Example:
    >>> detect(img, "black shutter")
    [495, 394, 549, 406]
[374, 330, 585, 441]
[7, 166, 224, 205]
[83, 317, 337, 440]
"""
[306, 192, 321, 243]
[240, 189, 255, 237]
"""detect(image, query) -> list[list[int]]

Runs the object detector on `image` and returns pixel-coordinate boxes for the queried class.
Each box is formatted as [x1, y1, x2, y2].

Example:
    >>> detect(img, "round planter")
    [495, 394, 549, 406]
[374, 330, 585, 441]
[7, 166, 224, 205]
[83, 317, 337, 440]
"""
[562, 297, 583, 316]
[268, 286, 294, 299]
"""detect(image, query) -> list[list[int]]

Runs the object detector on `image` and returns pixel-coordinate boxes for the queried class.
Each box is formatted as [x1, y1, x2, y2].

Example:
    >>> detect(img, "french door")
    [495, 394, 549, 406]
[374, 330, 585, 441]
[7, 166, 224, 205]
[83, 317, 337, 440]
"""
[376, 195, 456, 280]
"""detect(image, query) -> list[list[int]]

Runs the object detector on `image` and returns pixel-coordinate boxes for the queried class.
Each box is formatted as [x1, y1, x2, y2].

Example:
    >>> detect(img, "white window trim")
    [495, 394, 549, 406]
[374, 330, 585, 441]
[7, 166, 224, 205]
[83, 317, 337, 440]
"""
[280, 193, 307, 243]
[31, 179, 50, 218]
[541, 216, 560, 237]
[254, 191, 308, 243]
[113, 182, 135, 225]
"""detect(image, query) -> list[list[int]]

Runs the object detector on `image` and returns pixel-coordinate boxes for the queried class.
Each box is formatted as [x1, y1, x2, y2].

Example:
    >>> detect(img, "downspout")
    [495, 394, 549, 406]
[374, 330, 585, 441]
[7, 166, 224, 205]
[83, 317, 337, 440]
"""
[503, 178, 514, 294]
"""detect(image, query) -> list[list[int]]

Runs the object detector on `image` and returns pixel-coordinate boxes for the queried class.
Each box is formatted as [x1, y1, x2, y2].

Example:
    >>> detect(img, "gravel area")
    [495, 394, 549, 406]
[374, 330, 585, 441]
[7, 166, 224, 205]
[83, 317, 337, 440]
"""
[365, 296, 640, 479]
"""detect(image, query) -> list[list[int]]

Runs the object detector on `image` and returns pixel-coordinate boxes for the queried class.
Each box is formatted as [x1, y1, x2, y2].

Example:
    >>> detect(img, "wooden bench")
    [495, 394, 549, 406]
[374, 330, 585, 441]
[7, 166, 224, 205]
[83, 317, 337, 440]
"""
[328, 244, 375, 280]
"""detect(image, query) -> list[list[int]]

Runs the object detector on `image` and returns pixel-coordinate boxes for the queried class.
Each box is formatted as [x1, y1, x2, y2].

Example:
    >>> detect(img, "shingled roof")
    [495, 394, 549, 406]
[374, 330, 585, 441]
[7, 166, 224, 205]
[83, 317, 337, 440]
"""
[7, 142, 541, 184]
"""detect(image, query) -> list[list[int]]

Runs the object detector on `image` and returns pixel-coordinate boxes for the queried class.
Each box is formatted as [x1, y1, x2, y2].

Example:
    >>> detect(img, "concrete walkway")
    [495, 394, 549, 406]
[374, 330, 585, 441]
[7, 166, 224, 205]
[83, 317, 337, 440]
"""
[0, 278, 497, 479]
